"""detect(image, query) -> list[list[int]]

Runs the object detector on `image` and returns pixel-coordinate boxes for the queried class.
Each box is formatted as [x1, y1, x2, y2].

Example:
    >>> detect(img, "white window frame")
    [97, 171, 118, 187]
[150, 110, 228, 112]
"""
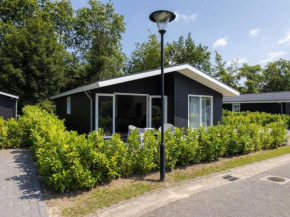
[67, 96, 71, 114]
[95, 93, 169, 133]
[148, 95, 168, 128]
[188, 95, 213, 128]
[232, 103, 240, 112]
[95, 93, 115, 134]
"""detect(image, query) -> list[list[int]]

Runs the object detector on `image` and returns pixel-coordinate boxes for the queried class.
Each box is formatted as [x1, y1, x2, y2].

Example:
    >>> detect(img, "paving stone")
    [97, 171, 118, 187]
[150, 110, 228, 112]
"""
[0, 149, 48, 217]
[143, 162, 290, 217]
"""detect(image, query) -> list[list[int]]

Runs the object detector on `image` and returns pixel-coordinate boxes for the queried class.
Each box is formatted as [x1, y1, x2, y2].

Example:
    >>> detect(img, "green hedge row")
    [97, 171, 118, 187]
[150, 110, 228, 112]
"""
[0, 106, 288, 192]
[223, 110, 290, 127]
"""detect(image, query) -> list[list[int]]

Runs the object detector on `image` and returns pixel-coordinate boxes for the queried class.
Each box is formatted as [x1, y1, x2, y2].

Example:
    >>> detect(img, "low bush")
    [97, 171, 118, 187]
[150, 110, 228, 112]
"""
[223, 110, 290, 127]
[0, 107, 288, 192]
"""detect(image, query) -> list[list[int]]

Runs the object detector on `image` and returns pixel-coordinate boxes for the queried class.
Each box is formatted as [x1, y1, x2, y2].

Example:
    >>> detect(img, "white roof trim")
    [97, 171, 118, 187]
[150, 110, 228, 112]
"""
[0, 91, 19, 99]
[50, 64, 239, 99]
[224, 100, 290, 104]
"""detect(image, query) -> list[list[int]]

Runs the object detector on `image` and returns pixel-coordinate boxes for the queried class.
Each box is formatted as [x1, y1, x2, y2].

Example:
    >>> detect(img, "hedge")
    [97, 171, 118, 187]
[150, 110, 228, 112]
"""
[0, 106, 288, 192]
[223, 110, 290, 127]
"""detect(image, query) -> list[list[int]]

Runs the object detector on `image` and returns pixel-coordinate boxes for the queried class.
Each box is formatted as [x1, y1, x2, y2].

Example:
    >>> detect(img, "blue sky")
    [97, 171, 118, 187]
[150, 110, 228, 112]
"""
[72, 0, 290, 67]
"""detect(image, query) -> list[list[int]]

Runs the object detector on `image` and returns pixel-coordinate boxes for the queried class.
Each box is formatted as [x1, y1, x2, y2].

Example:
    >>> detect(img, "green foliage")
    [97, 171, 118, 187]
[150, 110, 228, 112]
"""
[0, 106, 288, 192]
[237, 64, 263, 93]
[125, 33, 212, 75]
[223, 110, 290, 127]
[262, 59, 290, 92]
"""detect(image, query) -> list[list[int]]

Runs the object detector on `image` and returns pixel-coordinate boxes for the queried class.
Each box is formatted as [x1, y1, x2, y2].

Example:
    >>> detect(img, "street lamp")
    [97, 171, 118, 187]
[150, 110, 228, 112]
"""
[149, 10, 176, 182]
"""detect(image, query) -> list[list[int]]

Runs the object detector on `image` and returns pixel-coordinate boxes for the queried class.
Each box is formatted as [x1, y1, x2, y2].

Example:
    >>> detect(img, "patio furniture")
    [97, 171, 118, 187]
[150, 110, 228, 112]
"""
[158, 123, 175, 134]
[127, 125, 146, 143]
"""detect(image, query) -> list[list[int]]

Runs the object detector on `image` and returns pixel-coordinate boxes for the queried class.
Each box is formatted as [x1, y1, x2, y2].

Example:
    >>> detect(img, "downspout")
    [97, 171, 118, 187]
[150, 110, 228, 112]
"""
[85, 91, 93, 132]
[15, 100, 17, 120]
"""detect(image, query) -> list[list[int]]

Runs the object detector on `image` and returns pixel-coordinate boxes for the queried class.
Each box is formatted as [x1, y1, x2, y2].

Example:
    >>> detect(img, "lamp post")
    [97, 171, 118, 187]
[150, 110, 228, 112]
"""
[149, 10, 176, 182]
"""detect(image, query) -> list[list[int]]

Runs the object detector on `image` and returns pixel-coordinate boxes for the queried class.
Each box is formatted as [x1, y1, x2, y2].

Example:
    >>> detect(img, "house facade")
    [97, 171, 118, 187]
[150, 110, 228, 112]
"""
[51, 64, 239, 136]
[0, 91, 18, 120]
[223, 91, 290, 115]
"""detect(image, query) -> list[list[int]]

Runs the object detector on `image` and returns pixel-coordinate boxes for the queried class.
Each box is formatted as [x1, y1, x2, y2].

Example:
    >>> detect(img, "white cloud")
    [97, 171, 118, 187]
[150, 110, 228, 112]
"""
[213, 37, 228, 48]
[278, 30, 290, 44]
[249, 29, 260, 37]
[175, 12, 197, 22]
[259, 51, 288, 63]
[226, 57, 248, 66]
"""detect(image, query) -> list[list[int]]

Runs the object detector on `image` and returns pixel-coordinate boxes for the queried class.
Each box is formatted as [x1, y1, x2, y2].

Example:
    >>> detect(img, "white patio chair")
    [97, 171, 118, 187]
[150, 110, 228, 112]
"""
[127, 125, 146, 144]
[158, 123, 175, 134]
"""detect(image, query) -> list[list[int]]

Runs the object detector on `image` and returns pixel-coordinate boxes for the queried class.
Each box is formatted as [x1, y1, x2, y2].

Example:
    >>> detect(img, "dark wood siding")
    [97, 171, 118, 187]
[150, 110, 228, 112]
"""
[55, 71, 224, 134]
[55, 92, 91, 134]
[0, 95, 17, 120]
[223, 104, 232, 111]
[173, 72, 223, 128]
[223, 103, 288, 114]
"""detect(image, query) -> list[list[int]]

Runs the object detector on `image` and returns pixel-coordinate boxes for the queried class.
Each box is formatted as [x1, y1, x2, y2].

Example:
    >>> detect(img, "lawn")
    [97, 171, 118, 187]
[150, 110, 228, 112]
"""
[44, 146, 290, 217]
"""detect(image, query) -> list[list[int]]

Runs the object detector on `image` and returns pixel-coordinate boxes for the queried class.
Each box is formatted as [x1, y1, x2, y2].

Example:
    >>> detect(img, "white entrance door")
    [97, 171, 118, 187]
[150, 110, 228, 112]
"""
[95, 94, 115, 135]
[149, 96, 167, 128]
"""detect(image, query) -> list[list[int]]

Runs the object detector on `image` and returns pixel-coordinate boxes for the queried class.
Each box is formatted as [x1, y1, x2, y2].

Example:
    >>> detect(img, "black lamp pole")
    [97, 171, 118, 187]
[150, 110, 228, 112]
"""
[160, 29, 165, 182]
[149, 10, 176, 182]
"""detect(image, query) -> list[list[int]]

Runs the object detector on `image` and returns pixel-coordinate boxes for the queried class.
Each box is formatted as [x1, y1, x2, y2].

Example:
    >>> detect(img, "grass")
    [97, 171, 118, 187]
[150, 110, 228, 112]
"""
[59, 146, 290, 217]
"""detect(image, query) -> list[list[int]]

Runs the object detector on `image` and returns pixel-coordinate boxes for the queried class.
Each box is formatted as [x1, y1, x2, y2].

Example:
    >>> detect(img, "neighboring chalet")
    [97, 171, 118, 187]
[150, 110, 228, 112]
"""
[223, 91, 290, 115]
[0, 91, 18, 120]
[51, 64, 239, 136]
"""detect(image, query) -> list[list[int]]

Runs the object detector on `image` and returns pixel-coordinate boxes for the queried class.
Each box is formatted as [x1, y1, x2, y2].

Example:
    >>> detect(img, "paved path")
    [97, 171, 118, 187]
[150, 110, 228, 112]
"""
[0, 149, 48, 217]
[96, 153, 290, 217]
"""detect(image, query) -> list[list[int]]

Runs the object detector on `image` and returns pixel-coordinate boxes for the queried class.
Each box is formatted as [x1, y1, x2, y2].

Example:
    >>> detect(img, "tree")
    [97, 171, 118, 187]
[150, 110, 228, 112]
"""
[212, 51, 238, 89]
[125, 33, 161, 74]
[166, 33, 211, 73]
[238, 64, 263, 93]
[126, 32, 212, 74]
[262, 59, 290, 92]
[73, 0, 125, 83]
[0, 0, 69, 107]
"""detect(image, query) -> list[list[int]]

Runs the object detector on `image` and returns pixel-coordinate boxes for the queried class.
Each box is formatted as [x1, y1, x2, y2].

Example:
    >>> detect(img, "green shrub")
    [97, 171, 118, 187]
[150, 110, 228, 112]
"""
[0, 106, 288, 192]
[178, 128, 198, 165]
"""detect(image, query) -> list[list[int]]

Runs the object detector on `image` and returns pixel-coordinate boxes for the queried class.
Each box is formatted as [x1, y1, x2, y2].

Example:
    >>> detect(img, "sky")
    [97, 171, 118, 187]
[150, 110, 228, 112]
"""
[71, 0, 290, 67]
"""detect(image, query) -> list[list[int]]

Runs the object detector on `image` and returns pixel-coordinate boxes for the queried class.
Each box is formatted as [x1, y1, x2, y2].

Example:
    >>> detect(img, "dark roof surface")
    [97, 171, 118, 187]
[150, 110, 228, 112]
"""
[223, 91, 290, 103]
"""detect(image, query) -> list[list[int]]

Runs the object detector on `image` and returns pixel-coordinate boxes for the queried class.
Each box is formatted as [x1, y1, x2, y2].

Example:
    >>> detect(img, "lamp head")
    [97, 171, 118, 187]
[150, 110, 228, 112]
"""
[149, 10, 176, 33]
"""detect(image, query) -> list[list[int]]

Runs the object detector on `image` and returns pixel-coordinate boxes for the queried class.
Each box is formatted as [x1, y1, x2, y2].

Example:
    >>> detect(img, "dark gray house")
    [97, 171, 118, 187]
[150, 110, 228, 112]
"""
[51, 64, 239, 135]
[0, 91, 18, 120]
[223, 91, 290, 115]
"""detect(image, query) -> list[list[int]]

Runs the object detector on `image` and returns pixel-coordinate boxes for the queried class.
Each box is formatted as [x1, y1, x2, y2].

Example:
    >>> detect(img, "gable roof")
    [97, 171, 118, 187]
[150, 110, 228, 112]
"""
[51, 64, 239, 99]
[223, 91, 290, 103]
[0, 91, 19, 99]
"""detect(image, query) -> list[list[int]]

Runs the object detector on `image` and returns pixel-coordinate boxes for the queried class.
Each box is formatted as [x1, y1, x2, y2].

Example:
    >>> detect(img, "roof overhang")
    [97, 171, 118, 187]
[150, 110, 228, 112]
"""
[0, 91, 19, 99]
[223, 100, 290, 104]
[51, 64, 239, 99]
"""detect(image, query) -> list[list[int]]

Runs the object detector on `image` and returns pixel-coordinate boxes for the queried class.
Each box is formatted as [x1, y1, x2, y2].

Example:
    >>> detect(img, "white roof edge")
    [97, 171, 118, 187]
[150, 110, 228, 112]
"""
[223, 100, 290, 104]
[50, 64, 239, 99]
[0, 91, 19, 99]
[185, 65, 240, 96]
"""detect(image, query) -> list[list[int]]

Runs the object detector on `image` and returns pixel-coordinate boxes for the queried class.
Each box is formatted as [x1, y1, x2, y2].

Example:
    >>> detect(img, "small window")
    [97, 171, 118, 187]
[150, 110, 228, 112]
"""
[232, 104, 240, 112]
[67, 96, 71, 114]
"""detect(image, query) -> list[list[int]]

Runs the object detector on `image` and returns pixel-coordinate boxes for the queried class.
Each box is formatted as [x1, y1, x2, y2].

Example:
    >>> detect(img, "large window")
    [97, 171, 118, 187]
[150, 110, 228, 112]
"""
[188, 95, 212, 129]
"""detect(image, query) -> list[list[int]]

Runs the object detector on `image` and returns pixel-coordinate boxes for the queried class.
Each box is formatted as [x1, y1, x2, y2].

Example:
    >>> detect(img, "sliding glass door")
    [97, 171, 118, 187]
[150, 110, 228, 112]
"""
[149, 96, 167, 128]
[96, 94, 114, 136]
[188, 95, 212, 129]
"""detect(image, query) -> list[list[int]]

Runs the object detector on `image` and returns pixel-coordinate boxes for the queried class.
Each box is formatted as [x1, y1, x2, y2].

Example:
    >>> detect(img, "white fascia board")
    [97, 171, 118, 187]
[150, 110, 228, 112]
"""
[50, 64, 239, 99]
[179, 65, 239, 96]
[0, 91, 19, 99]
[223, 100, 290, 104]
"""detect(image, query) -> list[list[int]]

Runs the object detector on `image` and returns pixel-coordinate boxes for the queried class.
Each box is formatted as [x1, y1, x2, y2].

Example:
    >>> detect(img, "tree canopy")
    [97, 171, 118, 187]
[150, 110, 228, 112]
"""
[0, 0, 290, 110]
